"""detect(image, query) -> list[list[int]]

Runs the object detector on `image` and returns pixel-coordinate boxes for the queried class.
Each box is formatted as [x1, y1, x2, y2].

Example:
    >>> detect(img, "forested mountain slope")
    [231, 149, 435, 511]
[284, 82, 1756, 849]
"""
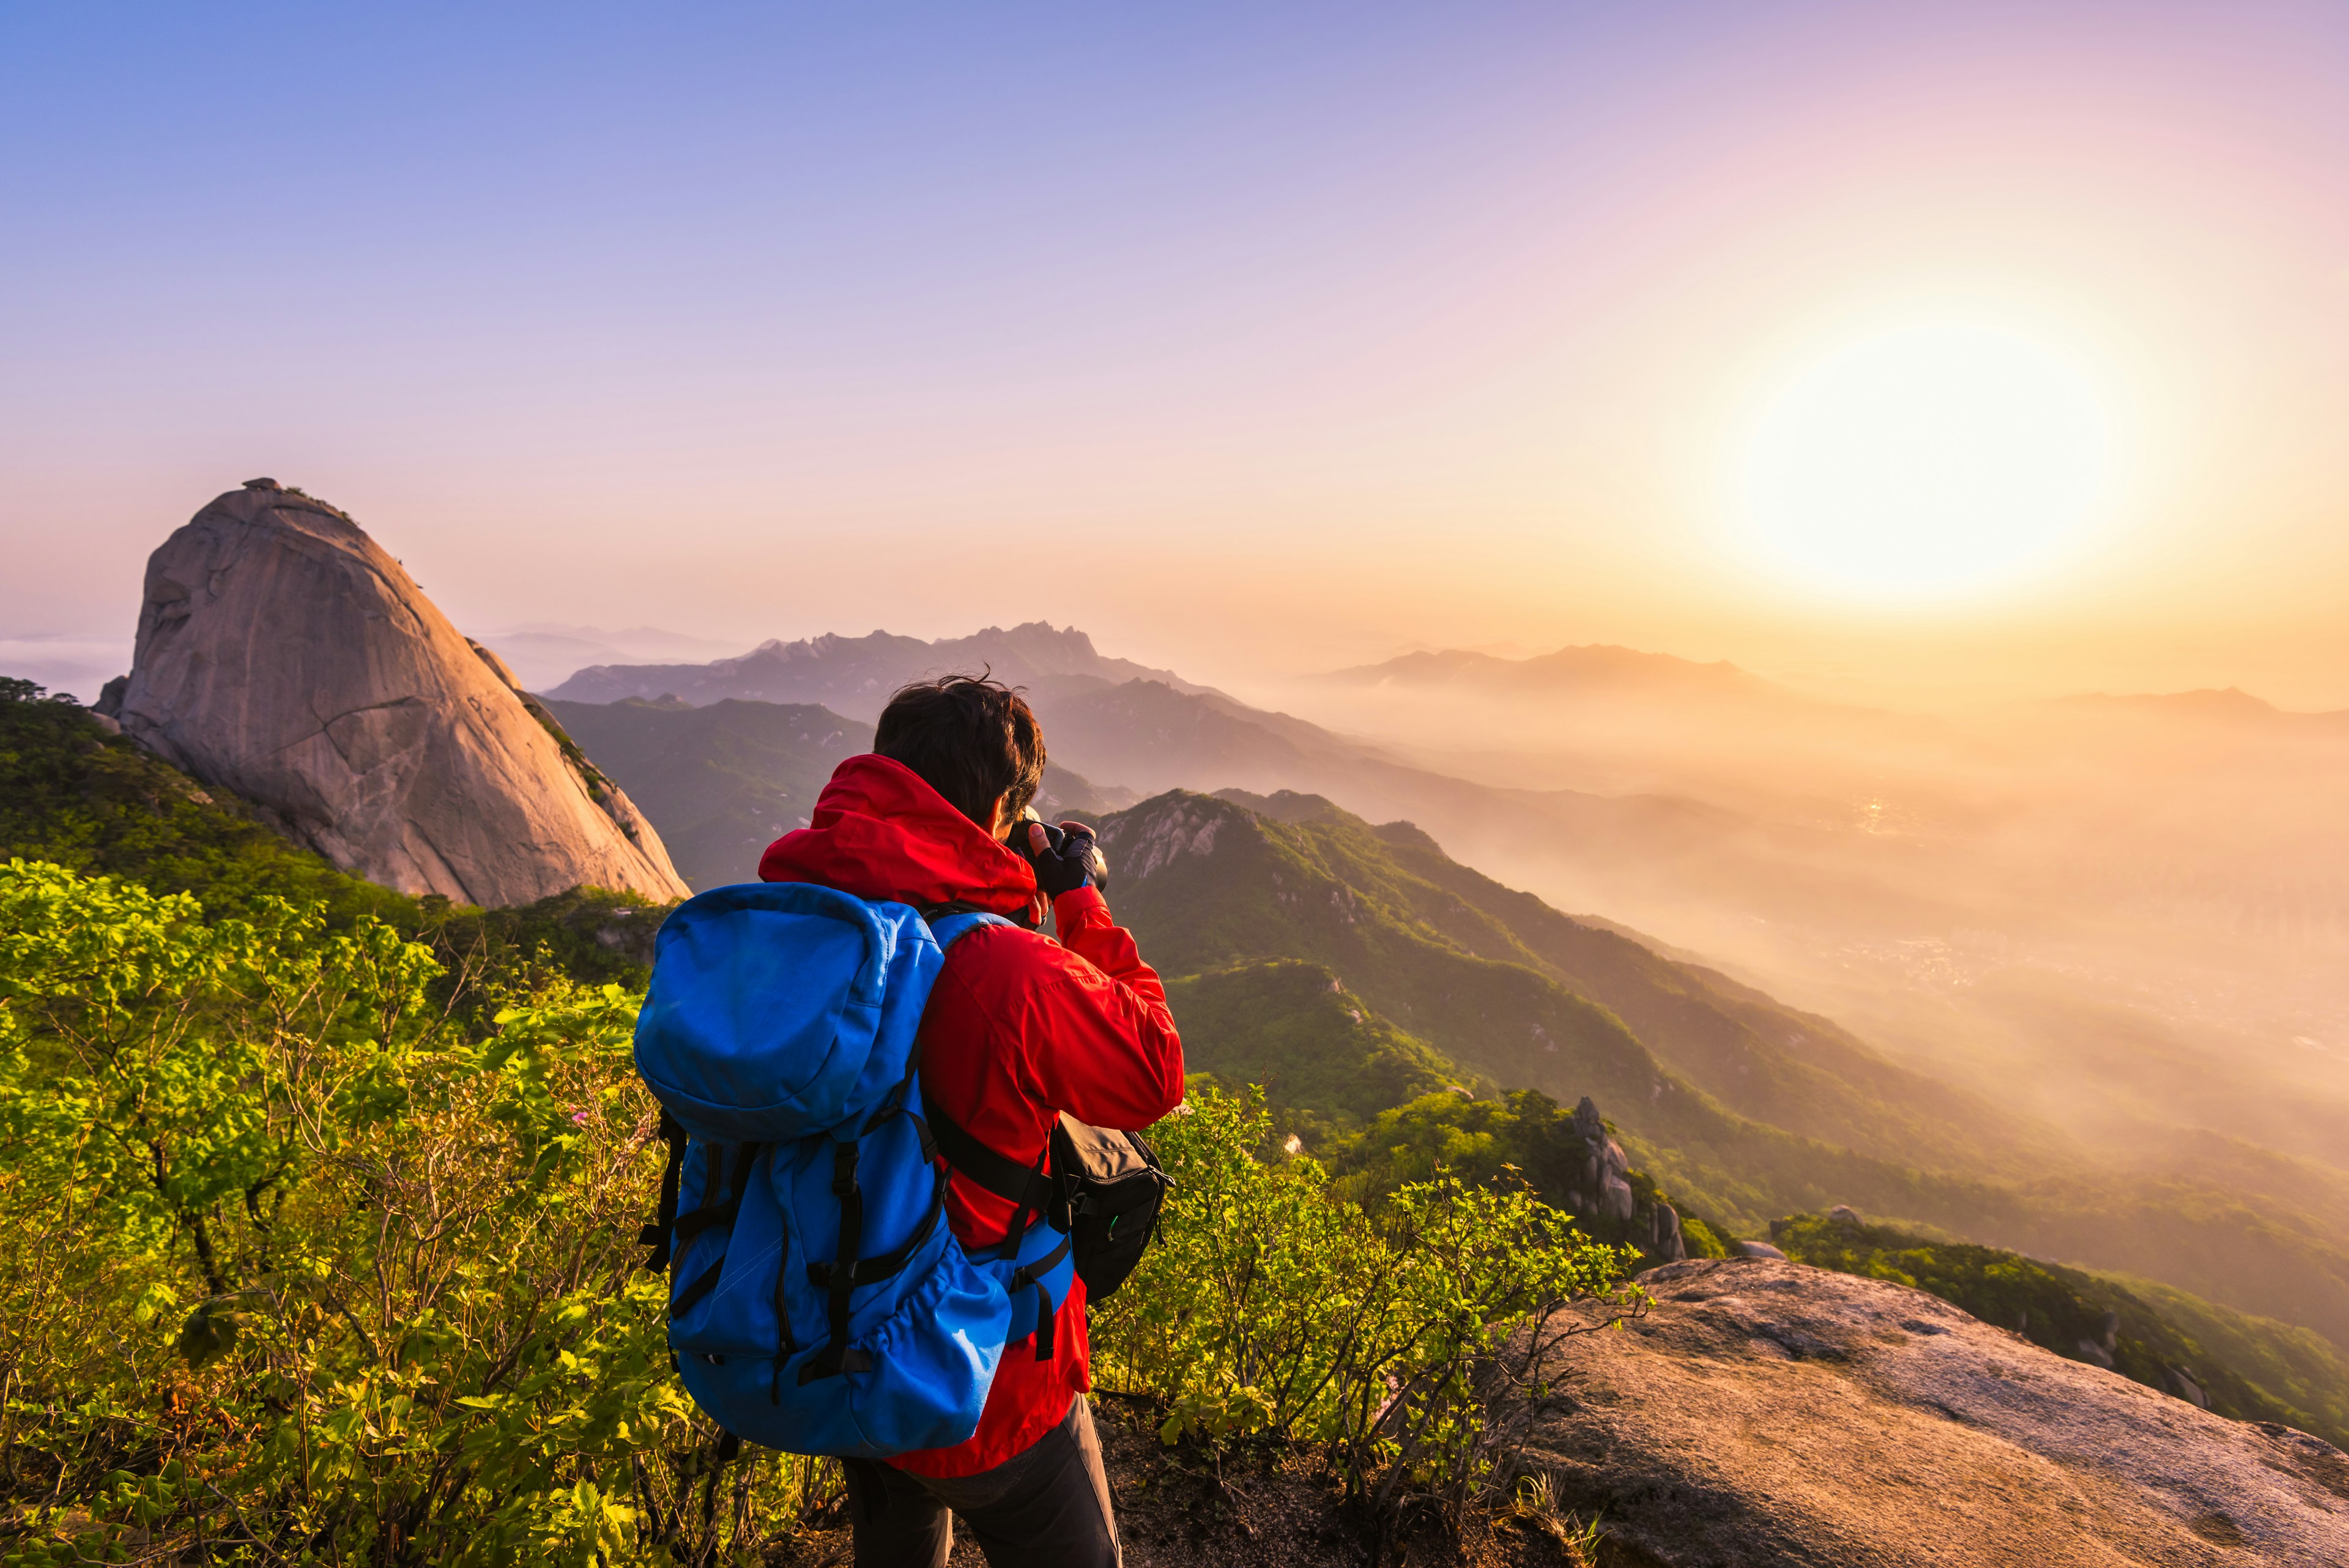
[12, 673, 2349, 1520]
[542, 696, 1125, 890]
[542, 697, 865, 891]
[1200, 788, 2047, 1171]
[1090, 789, 2349, 1353]
[0, 682, 665, 1008]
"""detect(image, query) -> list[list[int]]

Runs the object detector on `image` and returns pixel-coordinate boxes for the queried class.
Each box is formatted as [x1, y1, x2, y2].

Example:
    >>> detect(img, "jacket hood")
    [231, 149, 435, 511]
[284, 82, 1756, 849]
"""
[757, 753, 1039, 918]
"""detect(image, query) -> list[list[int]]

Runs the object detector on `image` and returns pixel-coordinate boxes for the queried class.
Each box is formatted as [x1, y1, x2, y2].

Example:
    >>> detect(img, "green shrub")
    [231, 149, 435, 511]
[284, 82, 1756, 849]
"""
[1091, 1084, 1642, 1530]
[0, 682, 670, 1023]
[0, 860, 817, 1565]
[1677, 1214, 1731, 1258]
[0, 858, 1639, 1559]
[1324, 1087, 1732, 1266]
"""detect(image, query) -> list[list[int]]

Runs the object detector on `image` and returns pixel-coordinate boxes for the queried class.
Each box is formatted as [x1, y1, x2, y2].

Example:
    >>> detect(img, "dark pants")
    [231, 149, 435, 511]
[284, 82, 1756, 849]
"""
[841, 1394, 1120, 1568]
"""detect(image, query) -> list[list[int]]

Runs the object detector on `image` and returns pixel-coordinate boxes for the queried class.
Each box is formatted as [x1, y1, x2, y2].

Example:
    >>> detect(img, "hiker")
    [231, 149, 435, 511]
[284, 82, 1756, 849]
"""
[754, 674, 1184, 1567]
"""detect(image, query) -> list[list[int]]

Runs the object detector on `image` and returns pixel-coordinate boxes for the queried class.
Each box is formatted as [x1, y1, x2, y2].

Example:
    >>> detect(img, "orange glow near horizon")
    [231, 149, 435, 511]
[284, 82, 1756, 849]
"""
[9, 6, 2349, 709]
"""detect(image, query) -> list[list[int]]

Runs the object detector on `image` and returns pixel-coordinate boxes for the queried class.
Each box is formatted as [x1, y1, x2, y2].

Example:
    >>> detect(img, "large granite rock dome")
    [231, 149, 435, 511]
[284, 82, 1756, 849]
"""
[112, 482, 691, 907]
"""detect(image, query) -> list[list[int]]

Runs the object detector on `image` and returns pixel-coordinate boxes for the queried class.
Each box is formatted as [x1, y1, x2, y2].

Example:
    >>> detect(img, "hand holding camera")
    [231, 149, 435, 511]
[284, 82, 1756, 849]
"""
[1015, 814, 1110, 899]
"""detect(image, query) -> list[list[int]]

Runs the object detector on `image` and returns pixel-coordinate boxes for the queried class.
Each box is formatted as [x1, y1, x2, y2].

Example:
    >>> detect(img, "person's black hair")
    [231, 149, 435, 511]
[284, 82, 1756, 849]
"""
[872, 672, 1046, 832]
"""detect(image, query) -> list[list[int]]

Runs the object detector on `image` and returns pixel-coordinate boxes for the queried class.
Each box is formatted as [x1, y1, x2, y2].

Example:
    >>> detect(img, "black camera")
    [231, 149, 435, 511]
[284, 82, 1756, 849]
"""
[1011, 808, 1111, 893]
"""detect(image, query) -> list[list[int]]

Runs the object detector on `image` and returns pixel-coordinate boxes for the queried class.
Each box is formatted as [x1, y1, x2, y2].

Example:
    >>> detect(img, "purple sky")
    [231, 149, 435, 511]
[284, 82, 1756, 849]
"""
[8, 2, 2349, 704]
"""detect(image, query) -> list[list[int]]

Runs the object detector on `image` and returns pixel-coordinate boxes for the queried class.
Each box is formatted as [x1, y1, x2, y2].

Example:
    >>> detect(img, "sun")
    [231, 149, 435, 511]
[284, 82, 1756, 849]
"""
[1734, 322, 2117, 601]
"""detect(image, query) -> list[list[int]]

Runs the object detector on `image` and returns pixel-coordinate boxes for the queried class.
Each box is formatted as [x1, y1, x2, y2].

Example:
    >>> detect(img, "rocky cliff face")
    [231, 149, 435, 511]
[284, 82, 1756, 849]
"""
[106, 481, 690, 908]
[1525, 1257, 2349, 1566]
[1565, 1095, 1686, 1261]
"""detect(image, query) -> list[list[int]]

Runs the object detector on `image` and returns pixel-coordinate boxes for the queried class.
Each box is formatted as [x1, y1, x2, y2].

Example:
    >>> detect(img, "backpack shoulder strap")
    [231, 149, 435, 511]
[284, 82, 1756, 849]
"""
[919, 901, 1014, 950]
[924, 1094, 1056, 1214]
[913, 901, 1055, 1217]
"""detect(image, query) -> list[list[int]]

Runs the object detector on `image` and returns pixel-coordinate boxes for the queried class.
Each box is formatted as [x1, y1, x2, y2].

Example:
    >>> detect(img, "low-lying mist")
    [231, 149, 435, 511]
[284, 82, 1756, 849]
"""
[1258, 655, 2349, 1183]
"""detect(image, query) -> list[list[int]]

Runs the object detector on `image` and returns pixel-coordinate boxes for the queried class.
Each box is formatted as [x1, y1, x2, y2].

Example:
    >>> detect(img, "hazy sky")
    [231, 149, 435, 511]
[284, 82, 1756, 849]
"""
[8, 2, 2349, 704]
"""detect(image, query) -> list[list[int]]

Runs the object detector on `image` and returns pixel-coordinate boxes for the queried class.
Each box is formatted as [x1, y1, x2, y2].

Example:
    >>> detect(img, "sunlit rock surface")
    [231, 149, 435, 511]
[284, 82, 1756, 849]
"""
[1527, 1257, 2349, 1567]
[113, 481, 691, 907]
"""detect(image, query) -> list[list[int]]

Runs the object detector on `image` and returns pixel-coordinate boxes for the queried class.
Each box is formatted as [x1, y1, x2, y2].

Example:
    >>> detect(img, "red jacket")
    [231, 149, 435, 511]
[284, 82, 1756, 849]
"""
[757, 755, 1185, 1476]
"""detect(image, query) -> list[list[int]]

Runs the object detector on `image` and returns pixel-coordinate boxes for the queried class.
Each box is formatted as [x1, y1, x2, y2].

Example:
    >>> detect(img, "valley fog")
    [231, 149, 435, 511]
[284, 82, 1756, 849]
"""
[1256, 656, 2349, 1179]
[20, 1, 2349, 1553]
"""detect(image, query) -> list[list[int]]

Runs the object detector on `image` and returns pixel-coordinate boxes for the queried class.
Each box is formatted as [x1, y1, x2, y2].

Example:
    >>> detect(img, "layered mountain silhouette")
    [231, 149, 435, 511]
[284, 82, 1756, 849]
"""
[477, 623, 747, 693]
[542, 630, 1933, 950]
[27, 495, 2349, 1526]
[1318, 642, 1784, 702]
[2049, 686, 2349, 729]
[546, 622, 1211, 717]
[521, 669, 2349, 1374]
[541, 694, 1130, 892]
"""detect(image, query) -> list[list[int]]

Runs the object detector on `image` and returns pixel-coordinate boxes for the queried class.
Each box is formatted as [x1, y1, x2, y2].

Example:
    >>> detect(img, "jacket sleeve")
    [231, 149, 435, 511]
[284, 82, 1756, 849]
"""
[1019, 886, 1186, 1131]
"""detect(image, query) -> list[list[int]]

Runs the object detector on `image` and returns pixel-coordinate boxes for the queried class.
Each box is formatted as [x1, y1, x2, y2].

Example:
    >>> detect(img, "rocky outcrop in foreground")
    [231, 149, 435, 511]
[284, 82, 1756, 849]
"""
[106, 481, 690, 907]
[1526, 1257, 2349, 1567]
[770, 1259, 2349, 1567]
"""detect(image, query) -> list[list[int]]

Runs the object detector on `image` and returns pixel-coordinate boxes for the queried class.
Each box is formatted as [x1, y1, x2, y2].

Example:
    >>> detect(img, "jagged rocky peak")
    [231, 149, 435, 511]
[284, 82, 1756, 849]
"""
[108, 481, 691, 908]
[1094, 791, 1235, 881]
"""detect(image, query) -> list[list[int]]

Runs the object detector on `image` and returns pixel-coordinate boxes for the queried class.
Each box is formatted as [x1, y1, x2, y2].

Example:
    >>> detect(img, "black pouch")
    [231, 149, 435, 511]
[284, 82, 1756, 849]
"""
[925, 1102, 1173, 1304]
[1048, 1115, 1171, 1302]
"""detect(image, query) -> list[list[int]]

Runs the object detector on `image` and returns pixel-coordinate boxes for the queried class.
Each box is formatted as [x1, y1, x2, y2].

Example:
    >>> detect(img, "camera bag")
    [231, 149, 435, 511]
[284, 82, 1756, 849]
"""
[926, 1102, 1172, 1304]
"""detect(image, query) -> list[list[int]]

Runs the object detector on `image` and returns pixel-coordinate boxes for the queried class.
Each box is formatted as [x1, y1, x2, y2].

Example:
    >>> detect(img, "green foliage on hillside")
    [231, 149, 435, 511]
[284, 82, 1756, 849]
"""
[1209, 790, 2032, 1174]
[0, 860, 1633, 1560]
[2103, 1272, 2349, 1447]
[542, 697, 869, 891]
[0, 678, 412, 929]
[1323, 1090, 1731, 1263]
[1166, 959, 1471, 1140]
[1095, 1085, 1639, 1527]
[1159, 957, 1728, 1268]
[1773, 1212, 2349, 1449]
[0, 680, 666, 1018]
[0, 859, 793, 1564]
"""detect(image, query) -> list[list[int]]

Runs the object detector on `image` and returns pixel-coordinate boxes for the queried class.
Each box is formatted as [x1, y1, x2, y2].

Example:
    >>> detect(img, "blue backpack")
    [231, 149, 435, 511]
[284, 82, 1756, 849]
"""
[631, 882, 1075, 1457]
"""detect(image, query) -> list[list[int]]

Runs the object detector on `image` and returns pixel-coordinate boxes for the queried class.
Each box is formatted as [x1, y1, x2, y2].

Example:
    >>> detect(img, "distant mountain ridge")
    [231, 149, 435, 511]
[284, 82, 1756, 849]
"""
[543, 631, 1797, 908]
[542, 695, 1130, 890]
[552, 641, 1982, 971]
[1319, 642, 1783, 700]
[2049, 686, 2349, 726]
[543, 622, 1211, 716]
[478, 624, 748, 693]
[1325, 644, 2349, 726]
